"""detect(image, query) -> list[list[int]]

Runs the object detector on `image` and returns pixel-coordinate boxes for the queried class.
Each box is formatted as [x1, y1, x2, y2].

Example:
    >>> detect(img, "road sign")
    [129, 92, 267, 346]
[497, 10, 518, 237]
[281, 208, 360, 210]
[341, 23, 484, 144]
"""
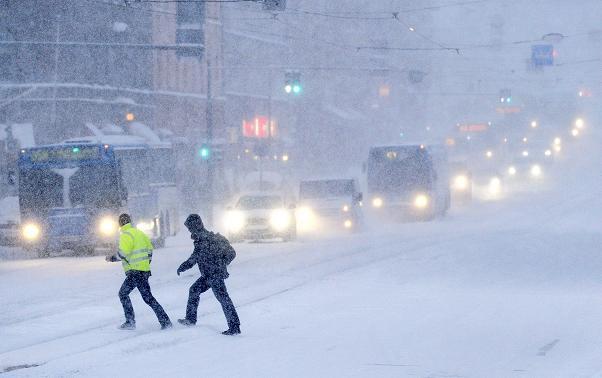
[531, 45, 554, 66]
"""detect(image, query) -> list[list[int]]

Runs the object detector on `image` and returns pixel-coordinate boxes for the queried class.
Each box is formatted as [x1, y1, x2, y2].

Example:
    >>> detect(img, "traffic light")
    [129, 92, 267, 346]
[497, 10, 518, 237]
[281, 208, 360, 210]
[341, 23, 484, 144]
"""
[499, 88, 512, 103]
[284, 70, 301, 95]
[199, 145, 211, 160]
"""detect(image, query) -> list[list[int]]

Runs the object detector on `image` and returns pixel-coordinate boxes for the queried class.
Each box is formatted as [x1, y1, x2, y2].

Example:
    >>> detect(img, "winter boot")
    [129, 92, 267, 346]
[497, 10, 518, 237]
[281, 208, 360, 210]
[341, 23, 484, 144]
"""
[118, 321, 136, 330]
[161, 321, 173, 330]
[222, 325, 241, 335]
[177, 318, 196, 327]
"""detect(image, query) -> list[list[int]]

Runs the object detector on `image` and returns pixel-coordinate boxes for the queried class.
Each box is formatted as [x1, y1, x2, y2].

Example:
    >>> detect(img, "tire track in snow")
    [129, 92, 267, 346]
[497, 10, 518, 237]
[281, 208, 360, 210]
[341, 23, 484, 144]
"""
[0, 230, 471, 370]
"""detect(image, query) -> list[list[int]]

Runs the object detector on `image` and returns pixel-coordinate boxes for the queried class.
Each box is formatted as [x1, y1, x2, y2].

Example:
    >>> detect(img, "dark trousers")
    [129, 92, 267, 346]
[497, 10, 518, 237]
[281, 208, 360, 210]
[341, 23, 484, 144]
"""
[119, 270, 170, 326]
[186, 276, 240, 328]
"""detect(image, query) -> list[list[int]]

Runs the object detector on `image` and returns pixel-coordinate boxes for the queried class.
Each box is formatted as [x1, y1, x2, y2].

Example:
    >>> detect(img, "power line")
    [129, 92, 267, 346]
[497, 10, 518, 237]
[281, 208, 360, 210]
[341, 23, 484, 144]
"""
[130, 0, 260, 3]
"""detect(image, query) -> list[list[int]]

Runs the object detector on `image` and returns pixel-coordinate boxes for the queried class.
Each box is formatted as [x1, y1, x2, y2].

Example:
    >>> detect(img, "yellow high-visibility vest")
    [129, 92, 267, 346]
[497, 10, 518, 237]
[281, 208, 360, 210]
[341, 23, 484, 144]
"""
[118, 223, 153, 272]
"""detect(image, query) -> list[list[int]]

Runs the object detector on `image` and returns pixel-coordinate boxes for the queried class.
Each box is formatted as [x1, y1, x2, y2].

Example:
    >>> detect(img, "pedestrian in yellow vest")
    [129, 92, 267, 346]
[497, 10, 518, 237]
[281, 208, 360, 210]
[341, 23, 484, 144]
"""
[106, 213, 172, 330]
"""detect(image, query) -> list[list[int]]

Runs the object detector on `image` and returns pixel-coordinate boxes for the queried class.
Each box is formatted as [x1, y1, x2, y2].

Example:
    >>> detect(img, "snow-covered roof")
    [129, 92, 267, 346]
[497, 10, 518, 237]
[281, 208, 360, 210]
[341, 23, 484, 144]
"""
[0, 123, 35, 147]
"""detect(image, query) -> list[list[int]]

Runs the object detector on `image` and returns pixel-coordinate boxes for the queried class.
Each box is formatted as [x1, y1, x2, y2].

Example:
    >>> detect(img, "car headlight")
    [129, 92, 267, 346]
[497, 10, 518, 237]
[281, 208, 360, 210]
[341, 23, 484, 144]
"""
[343, 219, 353, 229]
[136, 220, 155, 234]
[489, 177, 502, 195]
[22, 223, 41, 241]
[508, 166, 517, 176]
[530, 164, 542, 177]
[372, 197, 383, 208]
[270, 209, 291, 232]
[99, 217, 118, 236]
[452, 175, 469, 191]
[224, 211, 245, 233]
[296, 206, 316, 231]
[342, 204, 350, 212]
[414, 194, 429, 209]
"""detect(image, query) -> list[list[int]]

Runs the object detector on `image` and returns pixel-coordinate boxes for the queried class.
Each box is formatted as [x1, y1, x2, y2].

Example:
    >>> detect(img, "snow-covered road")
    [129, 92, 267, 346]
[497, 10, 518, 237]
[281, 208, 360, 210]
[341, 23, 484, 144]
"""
[2, 133, 602, 377]
[2, 184, 602, 377]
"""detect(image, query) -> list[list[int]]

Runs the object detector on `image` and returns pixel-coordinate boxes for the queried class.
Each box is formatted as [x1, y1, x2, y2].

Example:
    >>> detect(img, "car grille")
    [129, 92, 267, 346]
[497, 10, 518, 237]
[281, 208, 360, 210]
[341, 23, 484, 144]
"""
[247, 217, 268, 226]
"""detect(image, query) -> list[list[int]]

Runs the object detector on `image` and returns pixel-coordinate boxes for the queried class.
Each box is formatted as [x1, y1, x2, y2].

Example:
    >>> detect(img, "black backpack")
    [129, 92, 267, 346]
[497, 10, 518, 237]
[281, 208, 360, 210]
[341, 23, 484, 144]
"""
[210, 232, 236, 265]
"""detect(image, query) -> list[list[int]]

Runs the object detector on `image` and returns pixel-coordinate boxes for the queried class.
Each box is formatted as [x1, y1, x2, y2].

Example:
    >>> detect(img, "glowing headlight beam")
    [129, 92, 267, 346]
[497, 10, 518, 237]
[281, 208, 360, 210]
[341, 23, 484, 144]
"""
[452, 175, 469, 191]
[372, 197, 383, 208]
[530, 164, 542, 177]
[224, 211, 246, 233]
[488, 177, 502, 196]
[99, 217, 118, 236]
[270, 209, 292, 232]
[22, 223, 41, 240]
[414, 194, 429, 209]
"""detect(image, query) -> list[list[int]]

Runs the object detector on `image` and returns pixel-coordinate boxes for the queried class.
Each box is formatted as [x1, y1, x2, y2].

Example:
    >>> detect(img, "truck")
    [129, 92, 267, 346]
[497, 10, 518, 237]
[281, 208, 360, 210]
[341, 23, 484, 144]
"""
[366, 144, 450, 220]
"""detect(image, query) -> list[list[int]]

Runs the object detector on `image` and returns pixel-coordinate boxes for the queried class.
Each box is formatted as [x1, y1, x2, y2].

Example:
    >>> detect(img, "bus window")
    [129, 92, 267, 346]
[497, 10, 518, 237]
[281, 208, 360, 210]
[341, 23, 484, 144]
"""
[148, 148, 176, 184]
[115, 148, 151, 195]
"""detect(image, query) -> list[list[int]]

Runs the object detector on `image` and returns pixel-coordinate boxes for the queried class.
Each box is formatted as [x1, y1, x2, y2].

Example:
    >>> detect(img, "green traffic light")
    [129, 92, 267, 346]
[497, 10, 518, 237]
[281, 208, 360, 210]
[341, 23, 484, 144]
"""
[292, 84, 301, 94]
[72, 147, 80, 153]
[200, 147, 210, 159]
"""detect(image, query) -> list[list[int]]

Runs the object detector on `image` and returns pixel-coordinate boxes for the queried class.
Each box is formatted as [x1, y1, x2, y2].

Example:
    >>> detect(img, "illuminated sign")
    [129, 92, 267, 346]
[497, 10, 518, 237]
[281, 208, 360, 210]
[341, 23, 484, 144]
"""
[242, 116, 277, 138]
[458, 124, 488, 133]
[29, 146, 101, 162]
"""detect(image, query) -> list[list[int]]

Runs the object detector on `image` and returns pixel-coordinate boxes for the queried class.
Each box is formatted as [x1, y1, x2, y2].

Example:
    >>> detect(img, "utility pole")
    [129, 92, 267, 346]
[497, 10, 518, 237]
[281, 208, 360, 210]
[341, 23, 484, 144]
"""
[206, 58, 214, 227]
[50, 14, 61, 130]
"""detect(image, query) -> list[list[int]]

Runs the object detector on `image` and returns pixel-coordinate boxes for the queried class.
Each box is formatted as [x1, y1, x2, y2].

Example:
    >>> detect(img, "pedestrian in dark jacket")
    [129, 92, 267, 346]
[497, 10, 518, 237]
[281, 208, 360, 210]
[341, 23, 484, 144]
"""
[177, 214, 241, 335]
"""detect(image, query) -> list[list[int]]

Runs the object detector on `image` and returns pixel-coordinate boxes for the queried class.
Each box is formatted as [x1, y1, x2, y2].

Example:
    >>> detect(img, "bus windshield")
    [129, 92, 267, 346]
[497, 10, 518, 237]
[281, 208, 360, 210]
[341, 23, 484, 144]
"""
[19, 161, 122, 213]
[367, 147, 433, 194]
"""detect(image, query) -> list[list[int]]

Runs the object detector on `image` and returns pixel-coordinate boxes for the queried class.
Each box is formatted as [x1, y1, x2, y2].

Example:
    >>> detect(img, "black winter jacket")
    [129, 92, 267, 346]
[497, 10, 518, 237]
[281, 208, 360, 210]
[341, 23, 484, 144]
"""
[178, 228, 236, 280]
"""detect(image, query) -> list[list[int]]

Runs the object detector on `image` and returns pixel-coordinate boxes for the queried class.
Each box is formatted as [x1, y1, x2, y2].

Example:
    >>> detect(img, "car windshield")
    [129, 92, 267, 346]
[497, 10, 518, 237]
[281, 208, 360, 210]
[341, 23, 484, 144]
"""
[300, 180, 354, 199]
[236, 195, 283, 210]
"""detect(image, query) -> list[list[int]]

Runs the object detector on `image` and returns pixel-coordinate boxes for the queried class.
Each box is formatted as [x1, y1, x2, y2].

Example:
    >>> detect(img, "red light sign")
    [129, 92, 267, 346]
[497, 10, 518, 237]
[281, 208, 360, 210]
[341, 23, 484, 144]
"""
[242, 116, 277, 138]
[458, 124, 488, 133]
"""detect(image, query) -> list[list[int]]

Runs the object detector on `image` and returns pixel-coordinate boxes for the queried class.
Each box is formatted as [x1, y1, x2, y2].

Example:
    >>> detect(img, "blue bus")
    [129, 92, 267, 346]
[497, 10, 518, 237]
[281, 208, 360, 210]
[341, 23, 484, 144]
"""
[18, 138, 179, 257]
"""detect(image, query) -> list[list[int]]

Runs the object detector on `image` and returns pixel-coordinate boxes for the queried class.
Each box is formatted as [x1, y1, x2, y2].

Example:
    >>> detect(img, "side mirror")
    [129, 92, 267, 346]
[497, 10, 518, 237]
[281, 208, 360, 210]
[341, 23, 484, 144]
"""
[7, 170, 16, 186]
[355, 192, 363, 203]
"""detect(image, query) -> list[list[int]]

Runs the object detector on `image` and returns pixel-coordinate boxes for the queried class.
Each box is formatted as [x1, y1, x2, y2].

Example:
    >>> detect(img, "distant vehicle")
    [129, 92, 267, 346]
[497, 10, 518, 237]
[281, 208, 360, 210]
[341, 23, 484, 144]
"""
[223, 192, 296, 242]
[0, 196, 20, 246]
[366, 144, 450, 220]
[297, 178, 363, 232]
[17, 138, 179, 257]
[449, 161, 473, 204]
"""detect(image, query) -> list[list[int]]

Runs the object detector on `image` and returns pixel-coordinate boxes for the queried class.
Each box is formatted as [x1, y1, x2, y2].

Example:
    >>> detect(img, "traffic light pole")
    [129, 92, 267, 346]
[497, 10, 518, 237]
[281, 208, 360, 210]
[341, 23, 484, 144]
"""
[205, 59, 215, 227]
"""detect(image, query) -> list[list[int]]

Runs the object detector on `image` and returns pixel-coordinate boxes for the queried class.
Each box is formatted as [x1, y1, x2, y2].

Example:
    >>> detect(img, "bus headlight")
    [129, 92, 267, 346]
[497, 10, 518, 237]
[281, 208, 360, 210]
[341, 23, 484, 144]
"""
[372, 197, 383, 208]
[270, 209, 291, 232]
[99, 217, 118, 236]
[414, 194, 429, 209]
[452, 175, 469, 191]
[224, 211, 245, 233]
[22, 223, 41, 241]
[530, 164, 542, 177]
